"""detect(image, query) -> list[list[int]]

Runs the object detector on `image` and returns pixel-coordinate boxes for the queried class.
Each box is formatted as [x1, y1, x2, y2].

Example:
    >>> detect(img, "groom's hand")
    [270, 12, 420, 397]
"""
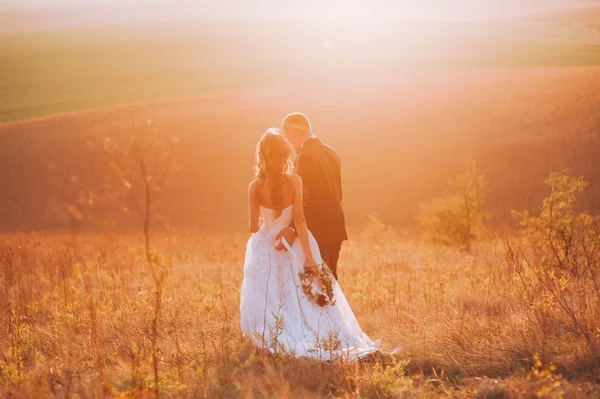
[275, 226, 296, 251]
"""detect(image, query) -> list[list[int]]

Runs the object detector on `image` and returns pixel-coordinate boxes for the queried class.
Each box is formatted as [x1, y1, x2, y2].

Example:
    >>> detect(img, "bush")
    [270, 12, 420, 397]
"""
[419, 159, 485, 252]
[508, 169, 600, 357]
[358, 359, 412, 398]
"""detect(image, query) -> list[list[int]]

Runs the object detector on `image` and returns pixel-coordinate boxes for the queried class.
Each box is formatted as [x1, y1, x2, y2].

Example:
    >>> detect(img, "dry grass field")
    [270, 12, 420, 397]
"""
[1, 220, 599, 398]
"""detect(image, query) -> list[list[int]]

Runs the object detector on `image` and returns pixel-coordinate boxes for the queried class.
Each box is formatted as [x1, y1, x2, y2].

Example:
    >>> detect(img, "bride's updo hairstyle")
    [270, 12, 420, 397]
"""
[254, 128, 294, 218]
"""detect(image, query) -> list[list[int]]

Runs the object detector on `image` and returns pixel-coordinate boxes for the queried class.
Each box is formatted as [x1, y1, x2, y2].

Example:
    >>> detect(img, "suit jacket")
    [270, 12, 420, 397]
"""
[294, 138, 348, 245]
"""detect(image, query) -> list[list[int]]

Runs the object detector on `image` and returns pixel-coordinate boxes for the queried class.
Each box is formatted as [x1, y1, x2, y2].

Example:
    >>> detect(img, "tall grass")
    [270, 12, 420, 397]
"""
[0, 227, 598, 397]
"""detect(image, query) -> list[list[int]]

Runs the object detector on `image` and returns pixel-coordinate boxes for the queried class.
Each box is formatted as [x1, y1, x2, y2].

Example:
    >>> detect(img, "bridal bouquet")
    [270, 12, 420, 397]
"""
[299, 263, 336, 307]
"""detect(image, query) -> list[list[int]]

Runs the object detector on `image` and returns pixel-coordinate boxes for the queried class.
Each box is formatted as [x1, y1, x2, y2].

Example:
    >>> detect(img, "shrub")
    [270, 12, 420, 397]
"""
[358, 359, 412, 398]
[419, 159, 485, 252]
[508, 169, 600, 357]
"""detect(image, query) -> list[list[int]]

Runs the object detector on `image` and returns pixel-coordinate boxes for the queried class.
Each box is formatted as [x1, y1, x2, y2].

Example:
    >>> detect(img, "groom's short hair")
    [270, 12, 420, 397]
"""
[282, 112, 312, 132]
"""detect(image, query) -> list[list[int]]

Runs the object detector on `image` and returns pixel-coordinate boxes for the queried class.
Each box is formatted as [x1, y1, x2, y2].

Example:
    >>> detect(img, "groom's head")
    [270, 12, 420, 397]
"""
[281, 112, 312, 152]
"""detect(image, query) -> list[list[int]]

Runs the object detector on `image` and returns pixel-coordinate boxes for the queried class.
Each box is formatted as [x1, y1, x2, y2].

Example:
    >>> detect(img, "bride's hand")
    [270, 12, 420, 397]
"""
[305, 257, 319, 276]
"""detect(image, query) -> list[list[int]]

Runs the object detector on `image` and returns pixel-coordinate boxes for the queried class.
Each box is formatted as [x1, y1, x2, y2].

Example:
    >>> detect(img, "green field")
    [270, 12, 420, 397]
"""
[1, 22, 600, 123]
[0, 27, 282, 123]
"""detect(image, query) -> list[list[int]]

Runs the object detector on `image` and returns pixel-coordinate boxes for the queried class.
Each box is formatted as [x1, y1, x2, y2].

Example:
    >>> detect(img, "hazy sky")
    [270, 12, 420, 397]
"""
[0, 0, 592, 12]
[1, 0, 598, 22]
[0, 0, 169, 6]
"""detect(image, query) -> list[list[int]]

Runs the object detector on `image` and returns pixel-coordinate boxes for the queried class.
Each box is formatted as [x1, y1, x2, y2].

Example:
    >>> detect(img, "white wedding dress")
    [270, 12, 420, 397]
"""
[240, 204, 380, 362]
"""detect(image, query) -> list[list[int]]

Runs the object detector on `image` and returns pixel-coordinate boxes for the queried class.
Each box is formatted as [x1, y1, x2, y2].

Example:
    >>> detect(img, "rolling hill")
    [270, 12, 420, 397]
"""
[1, 67, 599, 233]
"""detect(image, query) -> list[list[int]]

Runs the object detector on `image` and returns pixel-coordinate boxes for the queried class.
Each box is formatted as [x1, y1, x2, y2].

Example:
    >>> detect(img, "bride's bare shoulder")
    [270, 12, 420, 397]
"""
[289, 173, 303, 187]
[248, 178, 261, 193]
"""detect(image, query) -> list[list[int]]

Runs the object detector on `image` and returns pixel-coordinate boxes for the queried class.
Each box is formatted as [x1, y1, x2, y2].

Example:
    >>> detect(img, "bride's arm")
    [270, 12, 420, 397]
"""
[291, 174, 318, 273]
[248, 180, 260, 233]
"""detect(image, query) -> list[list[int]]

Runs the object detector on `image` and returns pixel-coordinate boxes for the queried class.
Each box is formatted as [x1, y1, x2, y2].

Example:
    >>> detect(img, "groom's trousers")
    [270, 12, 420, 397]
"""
[318, 241, 342, 281]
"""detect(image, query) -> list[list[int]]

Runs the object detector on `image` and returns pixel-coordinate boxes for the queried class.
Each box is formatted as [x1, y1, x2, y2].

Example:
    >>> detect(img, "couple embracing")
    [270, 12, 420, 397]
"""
[240, 113, 382, 362]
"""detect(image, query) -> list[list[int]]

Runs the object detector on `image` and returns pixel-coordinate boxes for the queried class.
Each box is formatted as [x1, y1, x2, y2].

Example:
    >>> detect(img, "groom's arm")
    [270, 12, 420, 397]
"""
[326, 145, 343, 202]
[336, 154, 343, 202]
[295, 153, 318, 208]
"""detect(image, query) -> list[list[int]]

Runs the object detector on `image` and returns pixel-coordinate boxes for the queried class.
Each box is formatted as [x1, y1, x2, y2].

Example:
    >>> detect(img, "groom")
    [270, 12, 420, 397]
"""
[276, 112, 348, 280]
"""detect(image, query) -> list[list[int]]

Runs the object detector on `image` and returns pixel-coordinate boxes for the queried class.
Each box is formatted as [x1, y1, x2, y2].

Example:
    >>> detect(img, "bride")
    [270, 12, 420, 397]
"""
[240, 128, 380, 361]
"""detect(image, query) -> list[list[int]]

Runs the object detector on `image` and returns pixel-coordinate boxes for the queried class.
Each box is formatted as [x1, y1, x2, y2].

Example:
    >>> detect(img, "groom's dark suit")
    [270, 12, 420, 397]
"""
[295, 137, 348, 280]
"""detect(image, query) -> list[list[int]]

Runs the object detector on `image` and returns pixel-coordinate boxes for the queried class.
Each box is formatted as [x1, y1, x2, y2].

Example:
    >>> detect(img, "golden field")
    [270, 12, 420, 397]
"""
[0, 225, 598, 398]
[2, 62, 600, 399]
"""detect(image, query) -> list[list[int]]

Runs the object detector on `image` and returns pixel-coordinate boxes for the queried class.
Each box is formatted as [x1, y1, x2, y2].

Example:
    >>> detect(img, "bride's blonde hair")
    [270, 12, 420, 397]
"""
[254, 128, 294, 218]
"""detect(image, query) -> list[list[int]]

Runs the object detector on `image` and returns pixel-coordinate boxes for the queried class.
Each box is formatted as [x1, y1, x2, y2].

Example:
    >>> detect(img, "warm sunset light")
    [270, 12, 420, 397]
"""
[2, 0, 584, 17]
[1, 0, 600, 396]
